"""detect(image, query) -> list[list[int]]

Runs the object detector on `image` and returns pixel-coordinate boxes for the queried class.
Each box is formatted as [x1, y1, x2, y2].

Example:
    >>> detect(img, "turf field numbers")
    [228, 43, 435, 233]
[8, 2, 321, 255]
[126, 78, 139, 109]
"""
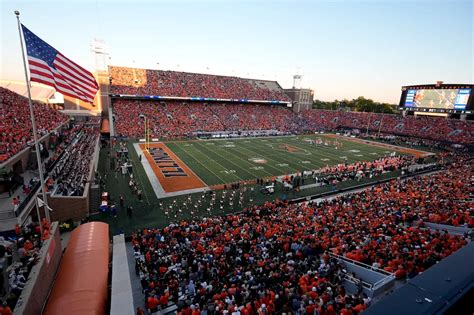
[221, 170, 236, 174]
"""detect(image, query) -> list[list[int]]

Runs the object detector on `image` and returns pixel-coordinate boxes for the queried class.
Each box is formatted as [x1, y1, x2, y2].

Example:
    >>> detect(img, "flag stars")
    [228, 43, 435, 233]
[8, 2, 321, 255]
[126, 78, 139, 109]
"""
[20, 24, 98, 103]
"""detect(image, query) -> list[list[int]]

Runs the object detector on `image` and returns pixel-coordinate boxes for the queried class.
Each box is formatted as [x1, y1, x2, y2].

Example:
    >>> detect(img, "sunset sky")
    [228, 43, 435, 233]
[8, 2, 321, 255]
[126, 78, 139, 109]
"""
[1, 0, 472, 103]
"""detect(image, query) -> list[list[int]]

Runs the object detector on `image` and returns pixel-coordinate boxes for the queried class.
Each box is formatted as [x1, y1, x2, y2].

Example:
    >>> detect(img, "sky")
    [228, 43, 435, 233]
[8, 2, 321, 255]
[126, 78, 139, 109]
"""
[1, 0, 473, 103]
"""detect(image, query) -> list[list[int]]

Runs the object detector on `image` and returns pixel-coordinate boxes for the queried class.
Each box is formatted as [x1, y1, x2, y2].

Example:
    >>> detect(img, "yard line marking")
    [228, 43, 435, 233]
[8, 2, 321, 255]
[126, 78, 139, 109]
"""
[190, 143, 247, 181]
[213, 144, 278, 176]
[193, 142, 256, 180]
[235, 141, 300, 173]
[172, 143, 229, 184]
[236, 140, 302, 170]
[285, 137, 365, 165]
[265, 139, 328, 169]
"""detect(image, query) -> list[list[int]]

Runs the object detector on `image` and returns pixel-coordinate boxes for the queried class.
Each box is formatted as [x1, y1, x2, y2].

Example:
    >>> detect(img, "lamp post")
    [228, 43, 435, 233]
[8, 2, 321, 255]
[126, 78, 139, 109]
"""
[140, 114, 149, 152]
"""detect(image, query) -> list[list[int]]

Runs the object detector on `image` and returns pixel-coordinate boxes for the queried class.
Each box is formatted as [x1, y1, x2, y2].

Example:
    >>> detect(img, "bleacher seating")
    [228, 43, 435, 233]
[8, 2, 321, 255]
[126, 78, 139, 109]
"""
[0, 87, 68, 163]
[113, 100, 298, 139]
[112, 100, 474, 144]
[108, 67, 474, 144]
[47, 123, 99, 196]
[301, 109, 474, 144]
[109, 66, 291, 102]
[130, 154, 470, 314]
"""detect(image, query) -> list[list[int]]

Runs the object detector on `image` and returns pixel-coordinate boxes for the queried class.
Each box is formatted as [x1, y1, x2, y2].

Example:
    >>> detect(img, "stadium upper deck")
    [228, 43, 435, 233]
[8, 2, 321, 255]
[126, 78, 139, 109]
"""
[109, 66, 291, 102]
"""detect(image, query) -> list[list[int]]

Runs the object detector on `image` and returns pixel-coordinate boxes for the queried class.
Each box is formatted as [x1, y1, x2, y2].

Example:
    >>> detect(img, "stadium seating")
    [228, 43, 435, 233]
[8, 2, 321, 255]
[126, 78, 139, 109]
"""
[5, 219, 51, 311]
[109, 67, 291, 102]
[301, 109, 474, 144]
[395, 155, 473, 227]
[130, 154, 470, 314]
[297, 155, 415, 187]
[111, 98, 473, 144]
[0, 87, 68, 163]
[48, 123, 99, 196]
[113, 100, 298, 139]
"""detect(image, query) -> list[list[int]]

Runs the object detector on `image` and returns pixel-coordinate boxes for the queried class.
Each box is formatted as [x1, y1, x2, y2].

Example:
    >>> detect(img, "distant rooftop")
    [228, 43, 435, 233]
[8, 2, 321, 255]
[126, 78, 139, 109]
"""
[0, 80, 63, 103]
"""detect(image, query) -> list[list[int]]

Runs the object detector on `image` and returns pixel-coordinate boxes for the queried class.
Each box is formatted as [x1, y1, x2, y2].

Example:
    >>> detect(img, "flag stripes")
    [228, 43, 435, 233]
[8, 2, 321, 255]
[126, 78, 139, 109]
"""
[21, 24, 98, 103]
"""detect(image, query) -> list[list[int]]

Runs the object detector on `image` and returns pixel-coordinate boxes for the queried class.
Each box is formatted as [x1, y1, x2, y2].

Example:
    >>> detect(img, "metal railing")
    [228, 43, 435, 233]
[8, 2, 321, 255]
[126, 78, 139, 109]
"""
[14, 180, 41, 217]
[329, 252, 394, 276]
[328, 252, 395, 290]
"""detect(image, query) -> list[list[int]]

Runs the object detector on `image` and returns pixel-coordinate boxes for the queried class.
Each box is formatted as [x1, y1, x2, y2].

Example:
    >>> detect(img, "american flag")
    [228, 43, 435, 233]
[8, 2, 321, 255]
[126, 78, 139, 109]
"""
[21, 24, 98, 103]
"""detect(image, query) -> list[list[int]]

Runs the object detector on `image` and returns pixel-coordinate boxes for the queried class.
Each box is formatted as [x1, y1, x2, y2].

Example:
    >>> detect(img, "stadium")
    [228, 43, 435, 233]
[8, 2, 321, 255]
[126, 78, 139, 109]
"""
[0, 2, 473, 315]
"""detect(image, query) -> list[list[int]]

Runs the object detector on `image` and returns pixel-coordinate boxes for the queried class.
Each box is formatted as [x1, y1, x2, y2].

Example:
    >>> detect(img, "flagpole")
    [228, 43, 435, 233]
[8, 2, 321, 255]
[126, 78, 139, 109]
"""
[35, 198, 44, 235]
[15, 10, 51, 223]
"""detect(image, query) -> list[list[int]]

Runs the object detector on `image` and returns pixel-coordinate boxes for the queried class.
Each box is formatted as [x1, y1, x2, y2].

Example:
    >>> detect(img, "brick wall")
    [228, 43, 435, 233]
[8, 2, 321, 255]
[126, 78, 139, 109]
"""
[47, 185, 90, 222]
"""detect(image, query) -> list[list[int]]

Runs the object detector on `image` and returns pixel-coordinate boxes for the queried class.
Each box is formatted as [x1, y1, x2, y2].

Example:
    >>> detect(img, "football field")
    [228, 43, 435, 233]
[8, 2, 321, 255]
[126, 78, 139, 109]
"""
[163, 134, 398, 187]
[97, 134, 424, 234]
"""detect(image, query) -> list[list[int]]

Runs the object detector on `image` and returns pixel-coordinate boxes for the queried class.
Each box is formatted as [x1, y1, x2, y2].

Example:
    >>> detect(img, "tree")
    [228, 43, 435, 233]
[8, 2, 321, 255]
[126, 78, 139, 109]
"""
[313, 97, 396, 114]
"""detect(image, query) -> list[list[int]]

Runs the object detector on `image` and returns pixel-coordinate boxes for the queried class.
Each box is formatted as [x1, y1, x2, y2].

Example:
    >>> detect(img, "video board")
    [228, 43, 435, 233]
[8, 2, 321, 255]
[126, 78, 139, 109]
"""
[400, 84, 473, 113]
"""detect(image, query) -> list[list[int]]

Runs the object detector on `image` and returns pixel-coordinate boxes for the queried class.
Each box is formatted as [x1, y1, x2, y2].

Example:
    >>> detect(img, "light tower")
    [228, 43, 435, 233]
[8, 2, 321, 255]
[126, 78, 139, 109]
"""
[293, 74, 302, 89]
[90, 39, 110, 115]
[90, 38, 109, 71]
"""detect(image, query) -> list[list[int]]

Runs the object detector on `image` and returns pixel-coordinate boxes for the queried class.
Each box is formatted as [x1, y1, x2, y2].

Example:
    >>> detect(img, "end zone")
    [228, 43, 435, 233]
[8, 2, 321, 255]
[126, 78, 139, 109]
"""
[134, 142, 207, 198]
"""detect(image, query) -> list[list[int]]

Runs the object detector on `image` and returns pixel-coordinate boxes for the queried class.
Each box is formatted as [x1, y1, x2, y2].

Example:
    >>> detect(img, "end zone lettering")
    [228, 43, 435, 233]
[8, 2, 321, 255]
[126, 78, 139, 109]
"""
[149, 147, 187, 177]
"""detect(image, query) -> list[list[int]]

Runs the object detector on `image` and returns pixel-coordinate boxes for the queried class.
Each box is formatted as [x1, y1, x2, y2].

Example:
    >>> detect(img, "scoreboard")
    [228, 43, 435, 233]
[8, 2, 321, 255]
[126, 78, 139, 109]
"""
[399, 84, 473, 114]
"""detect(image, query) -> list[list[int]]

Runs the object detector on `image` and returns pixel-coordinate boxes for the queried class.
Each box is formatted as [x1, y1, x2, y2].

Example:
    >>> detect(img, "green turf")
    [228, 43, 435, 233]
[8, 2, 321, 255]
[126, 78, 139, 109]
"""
[91, 135, 408, 236]
[165, 135, 396, 186]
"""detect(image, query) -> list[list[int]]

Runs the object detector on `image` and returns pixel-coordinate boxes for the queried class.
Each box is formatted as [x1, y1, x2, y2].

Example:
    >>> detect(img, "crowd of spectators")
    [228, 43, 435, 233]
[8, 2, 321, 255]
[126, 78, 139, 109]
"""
[0, 87, 68, 163]
[301, 110, 474, 144]
[107, 66, 473, 144]
[362, 133, 442, 148]
[113, 100, 298, 139]
[296, 155, 415, 188]
[376, 156, 473, 228]
[0, 219, 51, 312]
[47, 124, 99, 196]
[109, 67, 291, 102]
[44, 122, 88, 172]
[130, 154, 470, 314]
[112, 100, 473, 144]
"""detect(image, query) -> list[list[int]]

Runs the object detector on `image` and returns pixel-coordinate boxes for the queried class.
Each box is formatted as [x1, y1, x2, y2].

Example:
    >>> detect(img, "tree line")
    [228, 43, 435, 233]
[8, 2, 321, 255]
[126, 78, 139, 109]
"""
[313, 96, 397, 114]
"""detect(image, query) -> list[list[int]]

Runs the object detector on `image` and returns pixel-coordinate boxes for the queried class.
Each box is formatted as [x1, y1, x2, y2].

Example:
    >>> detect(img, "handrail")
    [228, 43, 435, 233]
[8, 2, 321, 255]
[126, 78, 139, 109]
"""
[373, 275, 395, 288]
[328, 252, 395, 276]
[14, 180, 41, 217]
[343, 273, 374, 289]
[329, 252, 395, 290]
